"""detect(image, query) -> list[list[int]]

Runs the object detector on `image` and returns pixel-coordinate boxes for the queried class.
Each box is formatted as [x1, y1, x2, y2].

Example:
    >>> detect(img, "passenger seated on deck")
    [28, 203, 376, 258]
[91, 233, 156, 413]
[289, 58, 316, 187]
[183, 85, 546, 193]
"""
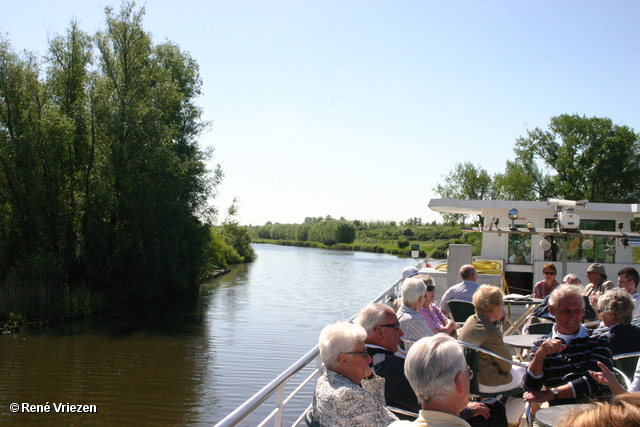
[597, 288, 640, 357]
[312, 321, 398, 427]
[397, 278, 435, 347]
[440, 265, 481, 316]
[389, 334, 478, 427]
[416, 274, 458, 336]
[355, 303, 508, 427]
[523, 282, 596, 332]
[457, 285, 526, 425]
[523, 285, 613, 407]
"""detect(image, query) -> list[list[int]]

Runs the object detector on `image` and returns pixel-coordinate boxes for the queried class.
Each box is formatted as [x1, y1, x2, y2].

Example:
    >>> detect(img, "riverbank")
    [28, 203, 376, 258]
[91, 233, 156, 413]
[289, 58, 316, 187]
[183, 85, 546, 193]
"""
[251, 238, 440, 257]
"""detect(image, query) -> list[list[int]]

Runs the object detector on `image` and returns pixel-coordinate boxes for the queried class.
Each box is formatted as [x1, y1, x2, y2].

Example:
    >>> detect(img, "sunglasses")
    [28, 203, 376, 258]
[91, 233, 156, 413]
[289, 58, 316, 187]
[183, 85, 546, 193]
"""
[543, 271, 556, 275]
[379, 323, 401, 329]
[343, 350, 369, 357]
[426, 285, 436, 292]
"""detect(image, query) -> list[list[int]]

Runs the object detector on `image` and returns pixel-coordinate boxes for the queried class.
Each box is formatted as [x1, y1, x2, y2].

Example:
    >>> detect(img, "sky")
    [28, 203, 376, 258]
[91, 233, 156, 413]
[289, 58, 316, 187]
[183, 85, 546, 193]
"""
[2, 1, 640, 226]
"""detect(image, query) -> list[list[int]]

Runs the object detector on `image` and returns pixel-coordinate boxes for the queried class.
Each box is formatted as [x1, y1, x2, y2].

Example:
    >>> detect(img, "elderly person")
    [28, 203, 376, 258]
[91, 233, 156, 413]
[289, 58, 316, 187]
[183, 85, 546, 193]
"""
[389, 334, 474, 427]
[355, 304, 507, 427]
[457, 285, 525, 425]
[440, 265, 481, 315]
[583, 263, 615, 313]
[523, 285, 613, 406]
[397, 277, 435, 346]
[417, 275, 458, 336]
[562, 274, 582, 286]
[312, 322, 398, 426]
[533, 263, 560, 299]
[596, 288, 640, 380]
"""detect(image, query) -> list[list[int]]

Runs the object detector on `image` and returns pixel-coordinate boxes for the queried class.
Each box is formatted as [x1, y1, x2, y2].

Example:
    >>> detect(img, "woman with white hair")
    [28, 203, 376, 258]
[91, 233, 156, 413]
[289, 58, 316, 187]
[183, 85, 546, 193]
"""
[312, 322, 398, 427]
[390, 334, 472, 427]
[397, 277, 435, 347]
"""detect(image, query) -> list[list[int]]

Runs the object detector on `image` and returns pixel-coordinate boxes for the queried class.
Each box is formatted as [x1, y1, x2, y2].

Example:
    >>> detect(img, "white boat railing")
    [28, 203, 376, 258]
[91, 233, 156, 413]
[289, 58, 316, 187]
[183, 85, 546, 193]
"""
[213, 277, 404, 427]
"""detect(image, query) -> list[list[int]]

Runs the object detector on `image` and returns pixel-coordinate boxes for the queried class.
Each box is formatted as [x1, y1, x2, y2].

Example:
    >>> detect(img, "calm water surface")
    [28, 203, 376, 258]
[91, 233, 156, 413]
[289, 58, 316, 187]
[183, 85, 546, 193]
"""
[0, 244, 414, 426]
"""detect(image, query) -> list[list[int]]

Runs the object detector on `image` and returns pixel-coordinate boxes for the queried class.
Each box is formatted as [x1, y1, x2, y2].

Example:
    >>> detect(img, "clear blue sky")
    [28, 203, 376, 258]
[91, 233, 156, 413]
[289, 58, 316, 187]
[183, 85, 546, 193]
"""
[3, 1, 640, 226]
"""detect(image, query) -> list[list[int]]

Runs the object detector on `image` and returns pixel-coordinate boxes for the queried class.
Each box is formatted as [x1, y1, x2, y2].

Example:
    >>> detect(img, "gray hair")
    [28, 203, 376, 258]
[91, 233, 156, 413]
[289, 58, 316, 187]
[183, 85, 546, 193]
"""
[318, 322, 367, 370]
[549, 284, 585, 309]
[402, 277, 426, 305]
[354, 303, 393, 335]
[562, 274, 582, 285]
[404, 334, 467, 404]
[599, 288, 634, 324]
[415, 274, 435, 288]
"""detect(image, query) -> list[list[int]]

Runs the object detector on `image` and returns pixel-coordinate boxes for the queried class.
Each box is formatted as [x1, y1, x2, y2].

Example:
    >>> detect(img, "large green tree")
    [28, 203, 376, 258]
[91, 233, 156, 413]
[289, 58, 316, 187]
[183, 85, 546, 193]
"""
[0, 2, 222, 317]
[435, 115, 640, 224]
[514, 114, 640, 203]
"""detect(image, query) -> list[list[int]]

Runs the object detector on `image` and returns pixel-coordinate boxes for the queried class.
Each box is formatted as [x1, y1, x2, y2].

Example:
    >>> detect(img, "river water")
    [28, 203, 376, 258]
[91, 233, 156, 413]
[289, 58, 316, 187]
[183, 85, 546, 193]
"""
[0, 244, 414, 426]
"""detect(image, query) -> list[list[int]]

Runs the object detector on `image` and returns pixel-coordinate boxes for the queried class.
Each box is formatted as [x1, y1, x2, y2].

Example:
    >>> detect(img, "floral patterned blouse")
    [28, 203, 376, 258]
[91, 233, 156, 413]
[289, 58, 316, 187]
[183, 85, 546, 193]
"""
[312, 369, 398, 427]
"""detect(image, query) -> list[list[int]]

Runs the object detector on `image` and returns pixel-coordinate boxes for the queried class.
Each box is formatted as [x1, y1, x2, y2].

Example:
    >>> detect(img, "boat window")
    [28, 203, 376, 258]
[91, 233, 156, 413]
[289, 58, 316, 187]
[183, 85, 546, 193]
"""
[508, 227, 531, 264]
[543, 219, 616, 263]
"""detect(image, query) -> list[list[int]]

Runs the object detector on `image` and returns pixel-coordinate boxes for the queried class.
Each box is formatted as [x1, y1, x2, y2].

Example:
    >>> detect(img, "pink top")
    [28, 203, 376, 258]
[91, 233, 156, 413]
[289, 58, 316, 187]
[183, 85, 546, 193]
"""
[418, 303, 448, 332]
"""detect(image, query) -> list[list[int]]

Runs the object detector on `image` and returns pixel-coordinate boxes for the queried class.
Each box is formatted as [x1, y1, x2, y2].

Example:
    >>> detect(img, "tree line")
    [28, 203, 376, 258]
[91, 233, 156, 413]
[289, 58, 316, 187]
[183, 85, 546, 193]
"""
[0, 3, 253, 321]
[252, 216, 469, 254]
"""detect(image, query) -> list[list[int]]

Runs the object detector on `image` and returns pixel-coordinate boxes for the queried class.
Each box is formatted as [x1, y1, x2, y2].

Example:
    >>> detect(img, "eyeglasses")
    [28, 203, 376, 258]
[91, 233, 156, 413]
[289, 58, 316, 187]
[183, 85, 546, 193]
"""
[426, 285, 436, 291]
[543, 271, 556, 275]
[343, 350, 369, 357]
[379, 323, 401, 329]
[464, 368, 474, 379]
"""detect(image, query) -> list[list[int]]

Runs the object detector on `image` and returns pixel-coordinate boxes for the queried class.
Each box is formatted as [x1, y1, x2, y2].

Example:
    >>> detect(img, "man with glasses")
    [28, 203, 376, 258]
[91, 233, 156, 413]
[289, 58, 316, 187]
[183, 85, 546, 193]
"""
[523, 285, 613, 407]
[390, 335, 485, 427]
[355, 304, 507, 427]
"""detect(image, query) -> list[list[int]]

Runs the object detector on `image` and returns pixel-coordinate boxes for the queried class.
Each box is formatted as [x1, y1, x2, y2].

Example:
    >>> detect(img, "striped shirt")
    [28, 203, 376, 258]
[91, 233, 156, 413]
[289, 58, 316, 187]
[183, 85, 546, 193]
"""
[397, 305, 435, 347]
[524, 324, 612, 405]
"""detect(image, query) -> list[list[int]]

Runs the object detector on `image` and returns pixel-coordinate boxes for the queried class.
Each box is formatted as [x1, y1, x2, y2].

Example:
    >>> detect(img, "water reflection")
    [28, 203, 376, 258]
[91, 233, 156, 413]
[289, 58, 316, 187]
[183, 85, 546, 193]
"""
[0, 244, 413, 426]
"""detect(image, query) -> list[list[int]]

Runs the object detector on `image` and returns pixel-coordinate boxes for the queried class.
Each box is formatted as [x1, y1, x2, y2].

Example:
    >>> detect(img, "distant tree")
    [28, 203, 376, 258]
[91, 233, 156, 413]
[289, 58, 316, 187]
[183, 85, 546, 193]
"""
[434, 161, 492, 223]
[221, 198, 256, 263]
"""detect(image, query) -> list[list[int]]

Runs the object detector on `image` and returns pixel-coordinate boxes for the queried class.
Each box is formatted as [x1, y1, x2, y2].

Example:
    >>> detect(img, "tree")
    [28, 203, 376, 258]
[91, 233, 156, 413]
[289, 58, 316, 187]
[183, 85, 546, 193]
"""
[0, 2, 222, 317]
[435, 115, 640, 225]
[514, 114, 640, 203]
[434, 161, 492, 223]
[221, 198, 256, 263]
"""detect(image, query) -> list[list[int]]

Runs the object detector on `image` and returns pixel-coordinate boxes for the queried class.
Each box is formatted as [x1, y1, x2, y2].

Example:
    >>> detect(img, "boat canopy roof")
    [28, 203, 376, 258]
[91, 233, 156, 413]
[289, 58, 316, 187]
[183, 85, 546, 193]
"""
[428, 199, 640, 218]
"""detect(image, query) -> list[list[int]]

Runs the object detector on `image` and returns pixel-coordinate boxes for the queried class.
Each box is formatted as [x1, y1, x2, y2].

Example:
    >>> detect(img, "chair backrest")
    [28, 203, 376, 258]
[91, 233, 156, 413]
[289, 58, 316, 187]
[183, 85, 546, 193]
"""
[462, 346, 481, 395]
[524, 322, 554, 335]
[613, 351, 640, 384]
[447, 300, 475, 323]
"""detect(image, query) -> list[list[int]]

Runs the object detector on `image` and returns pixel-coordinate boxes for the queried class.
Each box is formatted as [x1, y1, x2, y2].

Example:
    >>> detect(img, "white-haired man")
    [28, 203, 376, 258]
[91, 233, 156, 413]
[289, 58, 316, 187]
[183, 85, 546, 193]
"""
[390, 334, 474, 427]
[523, 285, 613, 406]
